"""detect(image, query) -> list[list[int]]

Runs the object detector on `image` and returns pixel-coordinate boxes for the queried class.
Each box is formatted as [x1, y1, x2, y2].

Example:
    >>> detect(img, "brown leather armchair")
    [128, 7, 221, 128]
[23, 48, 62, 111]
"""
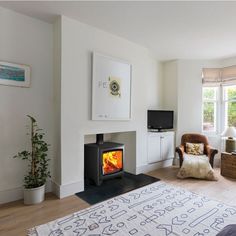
[175, 133, 218, 168]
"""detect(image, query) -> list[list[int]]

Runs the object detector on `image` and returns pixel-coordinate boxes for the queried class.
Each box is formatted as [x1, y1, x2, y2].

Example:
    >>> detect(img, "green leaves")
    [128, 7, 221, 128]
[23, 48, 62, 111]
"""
[13, 151, 31, 160]
[13, 115, 50, 189]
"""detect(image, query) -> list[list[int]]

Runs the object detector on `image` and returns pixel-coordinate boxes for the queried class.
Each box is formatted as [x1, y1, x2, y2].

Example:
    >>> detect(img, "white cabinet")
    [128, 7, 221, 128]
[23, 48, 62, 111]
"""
[147, 131, 174, 164]
[147, 134, 162, 163]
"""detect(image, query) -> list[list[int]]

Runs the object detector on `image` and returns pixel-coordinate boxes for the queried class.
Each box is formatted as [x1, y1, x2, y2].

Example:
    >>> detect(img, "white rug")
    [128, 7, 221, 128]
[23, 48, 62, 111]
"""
[28, 181, 236, 236]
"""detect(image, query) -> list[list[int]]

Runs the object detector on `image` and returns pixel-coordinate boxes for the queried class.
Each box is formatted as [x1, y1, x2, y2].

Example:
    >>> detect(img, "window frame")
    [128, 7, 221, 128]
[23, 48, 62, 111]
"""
[202, 84, 236, 135]
[202, 86, 220, 134]
[222, 85, 236, 130]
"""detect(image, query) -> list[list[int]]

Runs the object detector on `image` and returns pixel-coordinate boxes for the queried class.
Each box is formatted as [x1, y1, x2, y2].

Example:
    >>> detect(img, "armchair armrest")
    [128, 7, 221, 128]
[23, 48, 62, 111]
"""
[175, 145, 185, 167]
[175, 145, 184, 158]
[206, 145, 218, 168]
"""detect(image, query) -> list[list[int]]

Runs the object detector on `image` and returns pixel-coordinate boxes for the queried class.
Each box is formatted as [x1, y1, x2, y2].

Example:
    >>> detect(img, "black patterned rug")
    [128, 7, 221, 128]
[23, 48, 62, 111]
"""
[75, 172, 160, 204]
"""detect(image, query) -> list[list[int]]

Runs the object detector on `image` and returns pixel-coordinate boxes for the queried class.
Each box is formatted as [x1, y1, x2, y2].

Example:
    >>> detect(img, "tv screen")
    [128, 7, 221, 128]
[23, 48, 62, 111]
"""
[147, 110, 174, 131]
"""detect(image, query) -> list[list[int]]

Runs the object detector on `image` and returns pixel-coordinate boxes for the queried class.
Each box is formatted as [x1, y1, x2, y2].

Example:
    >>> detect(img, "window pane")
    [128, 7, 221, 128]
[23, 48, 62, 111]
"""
[224, 86, 236, 101]
[203, 87, 216, 100]
[203, 102, 216, 131]
[226, 101, 236, 127]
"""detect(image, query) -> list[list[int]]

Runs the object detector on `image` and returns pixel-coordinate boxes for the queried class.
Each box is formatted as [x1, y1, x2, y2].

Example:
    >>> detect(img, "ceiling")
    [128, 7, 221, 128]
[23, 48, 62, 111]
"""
[1, 1, 236, 61]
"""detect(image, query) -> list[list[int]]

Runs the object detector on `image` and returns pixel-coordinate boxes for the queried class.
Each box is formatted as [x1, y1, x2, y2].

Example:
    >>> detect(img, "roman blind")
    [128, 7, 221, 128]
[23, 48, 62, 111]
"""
[202, 65, 236, 86]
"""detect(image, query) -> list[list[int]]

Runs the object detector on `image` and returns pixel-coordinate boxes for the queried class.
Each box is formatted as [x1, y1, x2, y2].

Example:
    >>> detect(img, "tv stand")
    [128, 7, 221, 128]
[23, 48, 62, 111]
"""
[147, 131, 174, 164]
[148, 129, 165, 132]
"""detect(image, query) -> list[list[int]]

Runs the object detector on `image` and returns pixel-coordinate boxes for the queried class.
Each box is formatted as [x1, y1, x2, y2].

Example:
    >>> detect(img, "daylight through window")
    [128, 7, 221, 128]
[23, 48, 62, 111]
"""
[202, 87, 218, 132]
[202, 85, 236, 133]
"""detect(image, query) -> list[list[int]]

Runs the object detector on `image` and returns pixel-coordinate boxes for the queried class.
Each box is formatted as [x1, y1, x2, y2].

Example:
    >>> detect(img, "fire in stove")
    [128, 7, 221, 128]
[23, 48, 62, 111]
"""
[85, 134, 124, 185]
[102, 150, 123, 175]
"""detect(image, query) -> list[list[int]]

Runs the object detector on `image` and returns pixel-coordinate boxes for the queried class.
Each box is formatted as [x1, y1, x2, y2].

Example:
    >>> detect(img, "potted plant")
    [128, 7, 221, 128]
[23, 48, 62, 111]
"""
[13, 115, 50, 205]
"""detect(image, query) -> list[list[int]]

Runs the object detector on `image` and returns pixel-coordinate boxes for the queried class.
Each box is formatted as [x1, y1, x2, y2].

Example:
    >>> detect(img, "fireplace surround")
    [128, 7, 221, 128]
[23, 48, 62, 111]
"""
[84, 134, 125, 186]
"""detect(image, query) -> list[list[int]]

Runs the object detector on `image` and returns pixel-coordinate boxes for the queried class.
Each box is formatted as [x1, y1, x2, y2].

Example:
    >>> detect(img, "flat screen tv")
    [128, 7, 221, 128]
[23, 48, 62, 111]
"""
[147, 110, 174, 131]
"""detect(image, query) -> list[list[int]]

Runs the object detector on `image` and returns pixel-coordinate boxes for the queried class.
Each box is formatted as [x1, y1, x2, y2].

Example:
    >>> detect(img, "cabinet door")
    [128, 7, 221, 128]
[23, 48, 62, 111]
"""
[147, 134, 161, 163]
[161, 133, 174, 160]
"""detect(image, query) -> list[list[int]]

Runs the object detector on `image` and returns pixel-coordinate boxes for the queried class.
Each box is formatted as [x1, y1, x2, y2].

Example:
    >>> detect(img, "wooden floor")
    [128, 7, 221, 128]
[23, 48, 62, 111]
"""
[1, 167, 236, 236]
[149, 167, 236, 205]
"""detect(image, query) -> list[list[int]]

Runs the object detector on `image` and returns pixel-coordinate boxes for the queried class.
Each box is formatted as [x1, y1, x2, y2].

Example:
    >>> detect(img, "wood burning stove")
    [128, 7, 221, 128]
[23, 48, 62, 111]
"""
[85, 134, 124, 186]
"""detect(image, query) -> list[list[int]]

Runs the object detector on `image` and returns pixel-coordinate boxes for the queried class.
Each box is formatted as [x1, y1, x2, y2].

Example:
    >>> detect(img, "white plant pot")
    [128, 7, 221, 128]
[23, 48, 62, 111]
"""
[24, 184, 45, 205]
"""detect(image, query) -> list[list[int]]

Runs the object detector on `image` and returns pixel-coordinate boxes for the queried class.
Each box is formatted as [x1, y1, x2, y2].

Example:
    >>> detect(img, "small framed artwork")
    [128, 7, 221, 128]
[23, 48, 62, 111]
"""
[0, 61, 30, 87]
[92, 52, 132, 120]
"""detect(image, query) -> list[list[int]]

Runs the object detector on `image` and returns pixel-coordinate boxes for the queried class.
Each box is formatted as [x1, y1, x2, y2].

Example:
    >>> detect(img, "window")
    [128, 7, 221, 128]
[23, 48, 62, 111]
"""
[202, 85, 236, 133]
[223, 85, 236, 128]
[202, 66, 236, 133]
[202, 87, 218, 132]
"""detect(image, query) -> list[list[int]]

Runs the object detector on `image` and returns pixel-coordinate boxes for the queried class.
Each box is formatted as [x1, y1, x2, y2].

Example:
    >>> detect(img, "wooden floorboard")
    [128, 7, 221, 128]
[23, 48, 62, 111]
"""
[0, 193, 89, 236]
[148, 167, 236, 206]
[0, 167, 236, 236]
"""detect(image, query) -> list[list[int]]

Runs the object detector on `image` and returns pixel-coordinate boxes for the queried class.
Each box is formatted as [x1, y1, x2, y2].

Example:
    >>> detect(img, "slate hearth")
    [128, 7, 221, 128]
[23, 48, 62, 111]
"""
[75, 172, 160, 204]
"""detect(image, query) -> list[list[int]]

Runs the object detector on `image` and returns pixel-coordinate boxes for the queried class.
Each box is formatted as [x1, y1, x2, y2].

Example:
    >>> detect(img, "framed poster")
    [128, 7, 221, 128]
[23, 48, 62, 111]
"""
[92, 52, 131, 120]
[0, 61, 30, 87]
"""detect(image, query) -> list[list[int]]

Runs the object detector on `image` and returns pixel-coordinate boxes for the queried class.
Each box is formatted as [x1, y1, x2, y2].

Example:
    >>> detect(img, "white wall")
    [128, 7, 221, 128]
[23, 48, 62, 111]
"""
[53, 17, 62, 187]
[163, 59, 223, 165]
[163, 59, 221, 143]
[0, 7, 54, 203]
[220, 56, 236, 67]
[58, 16, 163, 197]
[176, 60, 221, 145]
[163, 60, 178, 129]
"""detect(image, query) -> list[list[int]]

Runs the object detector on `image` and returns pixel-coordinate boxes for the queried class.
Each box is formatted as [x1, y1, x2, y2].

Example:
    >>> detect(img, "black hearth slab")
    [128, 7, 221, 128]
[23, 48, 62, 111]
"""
[75, 172, 160, 204]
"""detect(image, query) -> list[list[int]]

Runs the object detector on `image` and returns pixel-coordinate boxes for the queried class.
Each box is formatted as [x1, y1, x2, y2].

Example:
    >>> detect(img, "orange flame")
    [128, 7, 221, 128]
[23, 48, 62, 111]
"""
[102, 150, 123, 175]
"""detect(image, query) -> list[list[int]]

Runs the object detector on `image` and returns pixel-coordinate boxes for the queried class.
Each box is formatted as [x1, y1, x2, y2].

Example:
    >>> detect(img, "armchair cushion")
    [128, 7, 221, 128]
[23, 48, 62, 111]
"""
[186, 142, 204, 155]
[177, 154, 218, 181]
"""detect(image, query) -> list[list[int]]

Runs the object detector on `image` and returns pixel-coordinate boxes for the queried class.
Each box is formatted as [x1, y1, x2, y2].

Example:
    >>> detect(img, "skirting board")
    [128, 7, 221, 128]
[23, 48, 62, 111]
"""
[0, 180, 52, 204]
[0, 186, 23, 204]
[52, 180, 84, 199]
[136, 158, 174, 174]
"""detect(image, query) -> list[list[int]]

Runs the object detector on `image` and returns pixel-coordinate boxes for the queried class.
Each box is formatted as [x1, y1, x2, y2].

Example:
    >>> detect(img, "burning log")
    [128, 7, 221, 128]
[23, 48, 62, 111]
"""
[105, 159, 119, 170]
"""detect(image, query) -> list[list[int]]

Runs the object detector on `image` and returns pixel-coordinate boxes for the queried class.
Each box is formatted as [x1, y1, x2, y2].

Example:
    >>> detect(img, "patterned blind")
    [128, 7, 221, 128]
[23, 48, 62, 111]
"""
[202, 65, 236, 85]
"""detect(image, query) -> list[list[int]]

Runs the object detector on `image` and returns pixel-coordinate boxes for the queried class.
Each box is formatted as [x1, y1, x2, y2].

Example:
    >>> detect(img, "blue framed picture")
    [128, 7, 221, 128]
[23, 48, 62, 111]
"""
[0, 61, 30, 87]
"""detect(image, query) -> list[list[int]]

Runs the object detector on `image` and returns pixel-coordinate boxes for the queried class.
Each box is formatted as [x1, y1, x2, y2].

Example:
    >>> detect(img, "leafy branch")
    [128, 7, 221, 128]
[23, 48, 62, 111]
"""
[13, 115, 50, 189]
